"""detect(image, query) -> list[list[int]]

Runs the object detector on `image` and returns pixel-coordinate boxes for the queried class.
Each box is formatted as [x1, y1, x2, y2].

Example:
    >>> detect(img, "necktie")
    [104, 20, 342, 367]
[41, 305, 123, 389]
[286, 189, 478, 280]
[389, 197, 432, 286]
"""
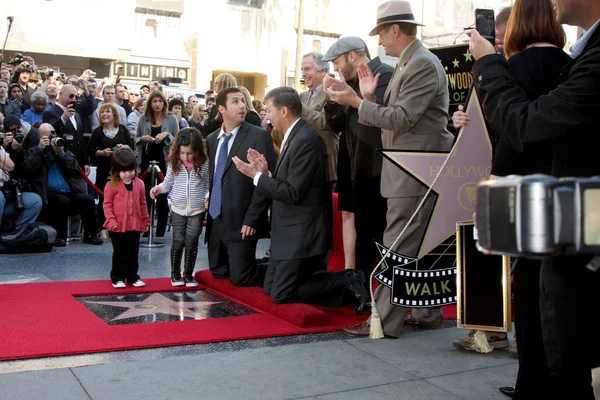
[209, 133, 232, 219]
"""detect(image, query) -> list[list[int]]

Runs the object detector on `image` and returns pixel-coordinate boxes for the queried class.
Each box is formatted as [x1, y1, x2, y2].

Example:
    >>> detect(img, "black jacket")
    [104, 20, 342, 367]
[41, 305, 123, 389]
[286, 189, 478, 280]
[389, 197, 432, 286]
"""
[325, 57, 394, 181]
[473, 27, 600, 178]
[255, 119, 332, 261]
[42, 104, 89, 167]
[205, 121, 276, 243]
[23, 146, 86, 206]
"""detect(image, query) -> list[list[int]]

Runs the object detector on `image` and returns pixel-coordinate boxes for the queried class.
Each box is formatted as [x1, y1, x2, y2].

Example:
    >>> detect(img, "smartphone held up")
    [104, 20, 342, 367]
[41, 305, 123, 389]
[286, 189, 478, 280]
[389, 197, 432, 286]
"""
[475, 8, 495, 46]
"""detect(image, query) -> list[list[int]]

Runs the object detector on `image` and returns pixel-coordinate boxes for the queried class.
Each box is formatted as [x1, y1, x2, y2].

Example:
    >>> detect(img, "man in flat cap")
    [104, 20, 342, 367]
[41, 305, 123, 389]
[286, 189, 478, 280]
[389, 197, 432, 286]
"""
[322, 37, 393, 292]
[328, 0, 454, 337]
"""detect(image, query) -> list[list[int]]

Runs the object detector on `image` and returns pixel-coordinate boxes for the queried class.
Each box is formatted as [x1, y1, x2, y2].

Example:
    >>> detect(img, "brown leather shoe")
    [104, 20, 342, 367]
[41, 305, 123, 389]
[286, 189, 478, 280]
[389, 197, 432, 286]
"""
[343, 321, 370, 336]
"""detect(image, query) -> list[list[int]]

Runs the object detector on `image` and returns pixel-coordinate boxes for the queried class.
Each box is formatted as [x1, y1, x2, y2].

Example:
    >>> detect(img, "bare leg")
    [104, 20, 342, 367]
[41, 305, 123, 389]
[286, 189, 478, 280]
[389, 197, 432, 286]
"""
[341, 211, 356, 269]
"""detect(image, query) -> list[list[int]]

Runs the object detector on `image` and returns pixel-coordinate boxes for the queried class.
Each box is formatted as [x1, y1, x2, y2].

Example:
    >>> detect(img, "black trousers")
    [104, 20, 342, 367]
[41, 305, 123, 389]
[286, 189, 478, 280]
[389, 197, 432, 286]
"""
[208, 216, 263, 287]
[353, 176, 387, 290]
[540, 256, 600, 400]
[44, 191, 97, 238]
[95, 172, 108, 228]
[512, 258, 551, 400]
[265, 253, 348, 308]
[109, 231, 141, 284]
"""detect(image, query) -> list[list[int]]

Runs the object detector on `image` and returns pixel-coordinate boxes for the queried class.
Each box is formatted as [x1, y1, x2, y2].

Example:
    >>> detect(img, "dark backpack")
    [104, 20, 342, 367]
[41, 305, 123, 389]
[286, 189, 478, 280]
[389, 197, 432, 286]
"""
[0, 223, 55, 254]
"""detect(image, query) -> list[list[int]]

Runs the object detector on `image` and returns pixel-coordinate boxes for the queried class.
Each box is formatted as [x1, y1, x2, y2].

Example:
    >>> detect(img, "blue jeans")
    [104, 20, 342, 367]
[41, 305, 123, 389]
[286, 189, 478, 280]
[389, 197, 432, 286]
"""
[0, 190, 43, 230]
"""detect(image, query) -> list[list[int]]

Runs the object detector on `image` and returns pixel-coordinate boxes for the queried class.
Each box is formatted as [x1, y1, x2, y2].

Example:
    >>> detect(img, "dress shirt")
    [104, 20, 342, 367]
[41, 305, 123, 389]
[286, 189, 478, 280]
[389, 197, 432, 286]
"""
[571, 19, 600, 58]
[206, 124, 241, 199]
[213, 124, 241, 173]
[56, 102, 77, 130]
[253, 118, 300, 185]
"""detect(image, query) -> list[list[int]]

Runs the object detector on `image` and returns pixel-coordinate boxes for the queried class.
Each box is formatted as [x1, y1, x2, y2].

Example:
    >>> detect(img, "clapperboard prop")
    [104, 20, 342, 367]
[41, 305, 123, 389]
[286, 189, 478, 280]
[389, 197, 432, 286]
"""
[456, 221, 512, 332]
[375, 243, 457, 308]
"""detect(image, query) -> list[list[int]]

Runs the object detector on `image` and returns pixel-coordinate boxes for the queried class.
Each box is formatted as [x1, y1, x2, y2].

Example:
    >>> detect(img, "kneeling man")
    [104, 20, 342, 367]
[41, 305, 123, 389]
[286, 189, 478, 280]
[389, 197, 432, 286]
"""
[233, 87, 367, 314]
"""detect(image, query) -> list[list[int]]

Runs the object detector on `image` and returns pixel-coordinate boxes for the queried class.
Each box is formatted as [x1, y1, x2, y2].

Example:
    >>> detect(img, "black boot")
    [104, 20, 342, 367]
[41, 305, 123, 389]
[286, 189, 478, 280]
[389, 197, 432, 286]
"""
[183, 248, 199, 287]
[344, 270, 368, 315]
[171, 248, 184, 286]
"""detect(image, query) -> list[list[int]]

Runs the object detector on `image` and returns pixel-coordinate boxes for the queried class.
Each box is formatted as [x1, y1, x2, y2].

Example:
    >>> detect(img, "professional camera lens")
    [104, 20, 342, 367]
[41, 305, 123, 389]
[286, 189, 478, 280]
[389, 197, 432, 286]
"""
[14, 133, 24, 144]
[49, 134, 65, 147]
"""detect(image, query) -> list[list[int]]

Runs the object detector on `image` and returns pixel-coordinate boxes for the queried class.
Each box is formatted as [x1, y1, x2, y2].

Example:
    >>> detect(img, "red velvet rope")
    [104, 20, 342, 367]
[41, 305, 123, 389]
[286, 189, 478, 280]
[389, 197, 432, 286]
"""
[78, 168, 104, 197]
[78, 166, 164, 199]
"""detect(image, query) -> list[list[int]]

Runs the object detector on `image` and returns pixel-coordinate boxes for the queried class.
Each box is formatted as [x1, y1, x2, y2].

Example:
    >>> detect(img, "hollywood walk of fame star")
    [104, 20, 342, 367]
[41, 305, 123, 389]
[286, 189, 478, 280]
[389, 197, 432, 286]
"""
[381, 90, 492, 259]
[86, 293, 222, 321]
[452, 58, 460, 68]
[463, 50, 473, 62]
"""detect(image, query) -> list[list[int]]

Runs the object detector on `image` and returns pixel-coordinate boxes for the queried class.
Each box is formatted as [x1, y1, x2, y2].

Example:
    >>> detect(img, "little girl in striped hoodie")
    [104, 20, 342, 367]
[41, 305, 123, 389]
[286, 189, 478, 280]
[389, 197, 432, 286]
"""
[150, 128, 209, 287]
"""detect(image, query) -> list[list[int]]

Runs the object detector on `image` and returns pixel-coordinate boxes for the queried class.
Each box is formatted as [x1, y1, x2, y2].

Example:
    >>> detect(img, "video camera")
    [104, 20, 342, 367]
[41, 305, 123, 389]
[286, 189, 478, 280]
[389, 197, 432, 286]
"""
[475, 174, 600, 258]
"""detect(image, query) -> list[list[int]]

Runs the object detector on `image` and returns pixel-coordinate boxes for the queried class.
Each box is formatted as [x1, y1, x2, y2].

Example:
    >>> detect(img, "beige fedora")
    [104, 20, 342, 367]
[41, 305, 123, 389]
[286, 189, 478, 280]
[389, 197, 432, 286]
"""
[369, 0, 424, 36]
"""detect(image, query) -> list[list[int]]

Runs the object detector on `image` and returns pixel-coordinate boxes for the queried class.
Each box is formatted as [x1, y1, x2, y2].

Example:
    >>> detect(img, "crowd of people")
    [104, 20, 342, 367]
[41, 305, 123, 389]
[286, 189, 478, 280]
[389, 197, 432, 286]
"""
[2, 0, 600, 398]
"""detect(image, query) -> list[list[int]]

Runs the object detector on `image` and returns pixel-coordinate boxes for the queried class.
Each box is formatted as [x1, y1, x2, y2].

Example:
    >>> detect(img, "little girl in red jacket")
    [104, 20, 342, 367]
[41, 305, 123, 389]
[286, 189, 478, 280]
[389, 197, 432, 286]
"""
[103, 147, 150, 288]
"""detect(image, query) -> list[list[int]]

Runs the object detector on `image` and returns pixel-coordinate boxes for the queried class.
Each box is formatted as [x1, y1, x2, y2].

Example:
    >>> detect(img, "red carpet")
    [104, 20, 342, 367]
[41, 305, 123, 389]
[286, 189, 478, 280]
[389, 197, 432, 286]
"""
[0, 278, 366, 361]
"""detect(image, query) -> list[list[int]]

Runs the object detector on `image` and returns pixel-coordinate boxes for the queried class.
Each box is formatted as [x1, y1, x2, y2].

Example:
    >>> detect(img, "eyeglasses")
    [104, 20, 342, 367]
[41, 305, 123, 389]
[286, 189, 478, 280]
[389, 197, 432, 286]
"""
[50, 130, 56, 134]
[68, 94, 76, 99]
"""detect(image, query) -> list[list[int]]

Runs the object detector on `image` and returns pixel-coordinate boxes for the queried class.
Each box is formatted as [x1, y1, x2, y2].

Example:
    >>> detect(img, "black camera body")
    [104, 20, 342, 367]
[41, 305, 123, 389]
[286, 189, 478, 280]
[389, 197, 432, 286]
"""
[475, 174, 600, 257]
[1, 179, 24, 211]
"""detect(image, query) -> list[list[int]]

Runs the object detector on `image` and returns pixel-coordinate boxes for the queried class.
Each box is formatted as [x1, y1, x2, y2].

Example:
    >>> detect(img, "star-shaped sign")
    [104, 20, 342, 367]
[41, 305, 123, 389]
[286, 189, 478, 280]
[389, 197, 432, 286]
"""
[86, 293, 222, 321]
[463, 50, 473, 62]
[452, 58, 460, 68]
[381, 90, 492, 258]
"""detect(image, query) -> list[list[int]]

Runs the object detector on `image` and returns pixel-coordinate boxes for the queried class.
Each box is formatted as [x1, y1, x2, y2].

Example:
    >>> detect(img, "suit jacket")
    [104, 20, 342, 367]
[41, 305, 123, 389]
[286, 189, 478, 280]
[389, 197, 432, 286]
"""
[205, 121, 276, 243]
[358, 40, 454, 198]
[255, 119, 332, 261]
[299, 86, 339, 182]
[473, 25, 600, 179]
[42, 104, 88, 167]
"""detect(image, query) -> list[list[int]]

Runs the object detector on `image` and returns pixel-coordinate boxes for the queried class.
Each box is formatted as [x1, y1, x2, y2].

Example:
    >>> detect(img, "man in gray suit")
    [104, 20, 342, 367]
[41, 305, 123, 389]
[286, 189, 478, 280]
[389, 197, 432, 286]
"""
[299, 52, 339, 185]
[233, 87, 367, 313]
[327, 0, 454, 337]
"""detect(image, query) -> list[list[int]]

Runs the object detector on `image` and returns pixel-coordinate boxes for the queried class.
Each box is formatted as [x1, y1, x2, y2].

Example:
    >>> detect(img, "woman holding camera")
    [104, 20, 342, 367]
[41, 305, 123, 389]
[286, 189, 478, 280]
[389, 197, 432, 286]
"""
[453, 1, 571, 398]
[134, 90, 178, 238]
[88, 103, 134, 229]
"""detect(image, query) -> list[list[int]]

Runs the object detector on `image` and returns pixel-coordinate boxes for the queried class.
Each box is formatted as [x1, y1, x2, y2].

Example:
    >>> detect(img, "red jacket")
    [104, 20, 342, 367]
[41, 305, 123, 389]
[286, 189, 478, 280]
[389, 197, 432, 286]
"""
[103, 178, 150, 233]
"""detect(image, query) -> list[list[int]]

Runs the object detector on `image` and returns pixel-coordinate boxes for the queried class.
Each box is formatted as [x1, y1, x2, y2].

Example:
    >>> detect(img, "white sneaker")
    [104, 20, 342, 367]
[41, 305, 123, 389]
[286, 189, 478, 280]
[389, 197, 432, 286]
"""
[112, 281, 126, 288]
[131, 280, 146, 287]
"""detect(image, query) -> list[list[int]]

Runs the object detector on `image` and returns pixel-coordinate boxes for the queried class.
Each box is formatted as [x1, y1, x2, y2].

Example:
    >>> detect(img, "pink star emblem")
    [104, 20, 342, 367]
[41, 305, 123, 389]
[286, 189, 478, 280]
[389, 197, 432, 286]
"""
[382, 91, 492, 258]
[86, 293, 222, 321]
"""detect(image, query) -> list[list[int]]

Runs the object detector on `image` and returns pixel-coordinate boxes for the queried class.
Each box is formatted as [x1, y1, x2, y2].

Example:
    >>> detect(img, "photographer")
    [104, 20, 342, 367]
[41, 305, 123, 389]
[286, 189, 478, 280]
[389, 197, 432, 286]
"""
[42, 84, 89, 175]
[470, 2, 600, 399]
[10, 61, 35, 108]
[0, 118, 42, 232]
[23, 123, 101, 246]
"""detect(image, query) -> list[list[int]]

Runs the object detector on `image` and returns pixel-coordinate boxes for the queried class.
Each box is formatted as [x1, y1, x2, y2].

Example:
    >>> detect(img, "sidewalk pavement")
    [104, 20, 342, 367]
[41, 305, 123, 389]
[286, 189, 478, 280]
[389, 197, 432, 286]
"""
[0, 327, 517, 400]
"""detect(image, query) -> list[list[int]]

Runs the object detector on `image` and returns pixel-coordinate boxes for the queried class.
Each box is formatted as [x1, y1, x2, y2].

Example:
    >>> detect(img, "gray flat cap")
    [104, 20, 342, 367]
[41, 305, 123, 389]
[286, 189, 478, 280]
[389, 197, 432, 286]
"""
[322, 37, 367, 62]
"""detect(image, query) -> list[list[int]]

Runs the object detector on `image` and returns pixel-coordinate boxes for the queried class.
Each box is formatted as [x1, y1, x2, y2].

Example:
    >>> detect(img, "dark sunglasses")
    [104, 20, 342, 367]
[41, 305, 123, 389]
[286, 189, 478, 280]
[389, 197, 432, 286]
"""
[68, 94, 76, 99]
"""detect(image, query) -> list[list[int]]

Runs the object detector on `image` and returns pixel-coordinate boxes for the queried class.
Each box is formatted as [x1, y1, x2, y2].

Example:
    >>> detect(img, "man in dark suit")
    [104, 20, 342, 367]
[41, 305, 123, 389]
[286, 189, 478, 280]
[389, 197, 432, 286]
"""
[469, 3, 600, 398]
[42, 84, 89, 175]
[205, 87, 276, 287]
[233, 87, 367, 313]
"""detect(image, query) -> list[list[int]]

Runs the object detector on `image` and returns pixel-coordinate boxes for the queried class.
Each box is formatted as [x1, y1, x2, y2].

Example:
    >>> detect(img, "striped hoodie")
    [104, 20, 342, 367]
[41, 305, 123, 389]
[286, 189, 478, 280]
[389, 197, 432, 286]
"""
[158, 162, 210, 216]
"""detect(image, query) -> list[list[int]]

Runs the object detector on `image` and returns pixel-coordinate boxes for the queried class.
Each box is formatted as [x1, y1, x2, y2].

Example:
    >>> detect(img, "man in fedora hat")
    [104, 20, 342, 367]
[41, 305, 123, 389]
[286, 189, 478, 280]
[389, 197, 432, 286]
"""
[327, 0, 454, 337]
